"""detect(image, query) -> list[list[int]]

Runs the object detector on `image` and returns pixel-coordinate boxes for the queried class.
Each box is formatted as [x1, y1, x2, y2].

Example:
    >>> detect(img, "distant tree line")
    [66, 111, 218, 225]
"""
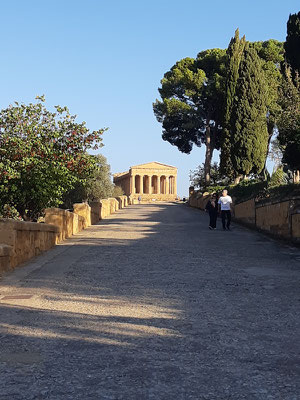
[154, 11, 300, 187]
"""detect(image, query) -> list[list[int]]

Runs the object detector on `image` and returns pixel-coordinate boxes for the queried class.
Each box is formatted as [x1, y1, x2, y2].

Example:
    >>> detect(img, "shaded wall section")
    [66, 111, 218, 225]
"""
[189, 191, 300, 244]
[0, 196, 130, 274]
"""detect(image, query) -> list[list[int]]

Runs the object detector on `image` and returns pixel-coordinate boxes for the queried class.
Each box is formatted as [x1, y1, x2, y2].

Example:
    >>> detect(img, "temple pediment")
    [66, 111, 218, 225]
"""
[130, 162, 177, 170]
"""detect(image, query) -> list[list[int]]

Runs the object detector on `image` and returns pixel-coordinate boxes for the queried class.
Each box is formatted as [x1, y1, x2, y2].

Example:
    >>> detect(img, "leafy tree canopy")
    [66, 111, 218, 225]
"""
[154, 49, 226, 183]
[0, 96, 107, 219]
[62, 154, 114, 208]
[189, 162, 229, 190]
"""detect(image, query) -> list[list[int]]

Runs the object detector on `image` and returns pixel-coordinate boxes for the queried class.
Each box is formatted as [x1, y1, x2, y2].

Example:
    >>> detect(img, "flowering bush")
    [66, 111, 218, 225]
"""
[0, 96, 107, 220]
[0, 204, 22, 220]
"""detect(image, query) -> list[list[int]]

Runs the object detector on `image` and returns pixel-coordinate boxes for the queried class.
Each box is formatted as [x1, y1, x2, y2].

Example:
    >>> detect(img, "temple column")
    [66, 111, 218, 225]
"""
[174, 176, 177, 196]
[169, 176, 173, 194]
[166, 176, 169, 195]
[140, 175, 143, 194]
[130, 175, 135, 194]
[147, 176, 151, 194]
[157, 176, 160, 194]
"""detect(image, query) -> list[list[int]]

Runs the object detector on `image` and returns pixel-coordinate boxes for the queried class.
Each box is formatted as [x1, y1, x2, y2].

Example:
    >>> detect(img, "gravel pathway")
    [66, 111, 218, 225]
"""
[0, 203, 299, 400]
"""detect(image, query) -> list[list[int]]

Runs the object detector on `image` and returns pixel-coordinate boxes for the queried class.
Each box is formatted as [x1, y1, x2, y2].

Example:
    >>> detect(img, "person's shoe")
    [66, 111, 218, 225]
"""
[227, 227, 231, 231]
[213, 228, 216, 230]
[223, 227, 226, 231]
[209, 226, 213, 230]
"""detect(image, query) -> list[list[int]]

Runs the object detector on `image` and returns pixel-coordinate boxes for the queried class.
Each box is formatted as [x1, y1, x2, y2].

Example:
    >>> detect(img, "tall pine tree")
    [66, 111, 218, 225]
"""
[230, 43, 269, 176]
[220, 29, 246, 178]
[153, 50, 226, 184]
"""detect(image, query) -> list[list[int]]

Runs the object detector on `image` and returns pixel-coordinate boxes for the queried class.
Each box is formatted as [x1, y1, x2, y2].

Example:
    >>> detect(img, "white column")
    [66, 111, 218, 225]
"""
[157, 176, 160, 194]
[174, 176, 177, 196]
[169, 176, 173, 194]
[166, 176, 169, 195]
[130, 175, 135, 194]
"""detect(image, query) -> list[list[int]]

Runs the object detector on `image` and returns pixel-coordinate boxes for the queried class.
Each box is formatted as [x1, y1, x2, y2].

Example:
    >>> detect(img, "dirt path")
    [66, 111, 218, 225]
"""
[0, 203, 299, 399]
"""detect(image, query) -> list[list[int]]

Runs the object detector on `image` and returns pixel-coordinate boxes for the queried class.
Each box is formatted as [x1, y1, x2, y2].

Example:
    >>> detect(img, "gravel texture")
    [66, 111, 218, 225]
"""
[0, 203, 299, 400]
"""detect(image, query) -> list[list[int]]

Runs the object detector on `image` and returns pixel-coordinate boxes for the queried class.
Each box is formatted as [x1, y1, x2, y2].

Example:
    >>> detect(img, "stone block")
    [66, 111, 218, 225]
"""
[73, 203, 91, 228]
[72, 213, 79, 234]
[78, 215, 85, 232]
[0, 244, 13, 273]
[116, 197, 123, 209]
[100, 199, 110, 219]
[90, 201, 101, 224]
[45, 208, 73, 241]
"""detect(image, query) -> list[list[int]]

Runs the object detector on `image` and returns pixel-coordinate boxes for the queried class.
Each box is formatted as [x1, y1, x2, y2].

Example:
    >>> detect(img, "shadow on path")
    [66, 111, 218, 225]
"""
[0, 203, 299, 399]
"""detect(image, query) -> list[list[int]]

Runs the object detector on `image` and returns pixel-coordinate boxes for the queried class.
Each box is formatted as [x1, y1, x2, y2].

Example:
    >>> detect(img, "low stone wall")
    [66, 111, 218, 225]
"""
[254, 197, 300, 242]
[0, 196, 130, 274]
[234, 199, 256, 226]
[0, 219, 60, 272]
[255, 200, 290, 237]
[186, 193, 210, 209]
[189, 191, 300, 243]
[45, 208, 86, 241]
[45, 208, 74, 241]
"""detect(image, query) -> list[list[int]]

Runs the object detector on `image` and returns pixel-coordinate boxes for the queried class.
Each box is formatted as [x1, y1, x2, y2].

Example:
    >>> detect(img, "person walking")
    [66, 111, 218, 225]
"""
[205, 194, 218, 230]
[218, 189, 232, 230]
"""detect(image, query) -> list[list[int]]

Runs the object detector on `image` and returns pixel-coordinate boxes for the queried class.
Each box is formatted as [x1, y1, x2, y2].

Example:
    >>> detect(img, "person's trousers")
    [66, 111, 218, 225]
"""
[221, 210, 231, 229]
[209, 212, 218, 228]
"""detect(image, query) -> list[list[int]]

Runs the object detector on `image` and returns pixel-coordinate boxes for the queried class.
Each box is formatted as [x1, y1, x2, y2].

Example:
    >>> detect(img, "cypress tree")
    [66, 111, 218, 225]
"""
[278, 13, 300, 181]
[284, 12, 300, 74]
[220, 29, 246, 178]
[277, 66, 300, 178]
[230, 43, 269, 176]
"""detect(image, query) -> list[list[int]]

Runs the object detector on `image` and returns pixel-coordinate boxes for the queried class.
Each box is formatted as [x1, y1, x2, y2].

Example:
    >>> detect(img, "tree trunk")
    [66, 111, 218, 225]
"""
[234, 175, 243, 185]
[259, 121, 275, 180]
[204, 123, 215, 186]
[294, 170, 300, 183]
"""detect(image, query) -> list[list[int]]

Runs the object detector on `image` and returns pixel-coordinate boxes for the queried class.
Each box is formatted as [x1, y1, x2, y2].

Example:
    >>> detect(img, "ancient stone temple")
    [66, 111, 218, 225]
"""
[113, 162, 177, 202]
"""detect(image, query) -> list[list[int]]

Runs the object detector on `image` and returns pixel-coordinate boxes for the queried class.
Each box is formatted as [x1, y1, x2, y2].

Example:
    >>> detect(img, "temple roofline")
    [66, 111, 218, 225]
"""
[130, 161, 177, 170]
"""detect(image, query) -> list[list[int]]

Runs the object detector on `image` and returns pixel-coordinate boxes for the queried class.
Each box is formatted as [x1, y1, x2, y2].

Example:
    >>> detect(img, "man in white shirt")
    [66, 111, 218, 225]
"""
[218, 189, 233, 230]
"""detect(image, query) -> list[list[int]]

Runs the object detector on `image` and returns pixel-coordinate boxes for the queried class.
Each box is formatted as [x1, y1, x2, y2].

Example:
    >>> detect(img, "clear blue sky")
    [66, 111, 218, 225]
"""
[1, 1, 299, 196]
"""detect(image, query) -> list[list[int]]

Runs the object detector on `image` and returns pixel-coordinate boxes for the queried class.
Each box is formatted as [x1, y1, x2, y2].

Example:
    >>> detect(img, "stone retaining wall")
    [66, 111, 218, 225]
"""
[234, 199, 256, 226]
[0, 196, 130, 274]
[0, 219, 60, 271]
[189, 191, 300, 243]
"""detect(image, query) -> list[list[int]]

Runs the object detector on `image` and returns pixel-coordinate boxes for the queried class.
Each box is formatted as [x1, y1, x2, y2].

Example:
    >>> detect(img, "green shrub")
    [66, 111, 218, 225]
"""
[229, 179, 267, 203]
[268, 168, 287, 188]
[0, 204, 22, 220]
